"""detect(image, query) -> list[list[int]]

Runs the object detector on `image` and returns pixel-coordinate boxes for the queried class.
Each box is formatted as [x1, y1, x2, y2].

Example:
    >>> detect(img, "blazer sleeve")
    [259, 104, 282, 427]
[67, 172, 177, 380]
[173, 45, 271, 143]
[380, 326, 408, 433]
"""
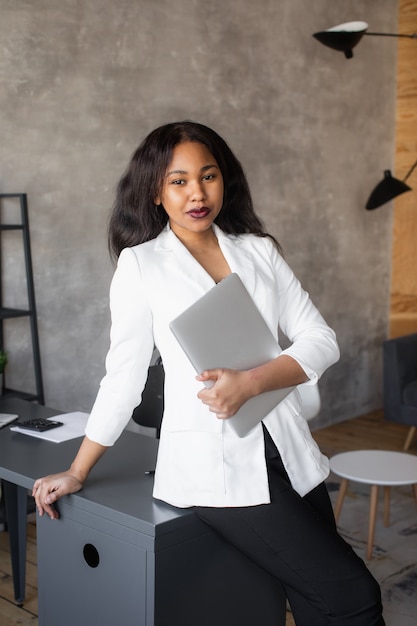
[267, 240, 340, 382]
[85, 248, 155, 446]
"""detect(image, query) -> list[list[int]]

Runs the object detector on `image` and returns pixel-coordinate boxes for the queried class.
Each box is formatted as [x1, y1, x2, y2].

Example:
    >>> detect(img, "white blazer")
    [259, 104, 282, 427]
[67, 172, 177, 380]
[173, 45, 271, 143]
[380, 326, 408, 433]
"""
[86, 224, 340, 508]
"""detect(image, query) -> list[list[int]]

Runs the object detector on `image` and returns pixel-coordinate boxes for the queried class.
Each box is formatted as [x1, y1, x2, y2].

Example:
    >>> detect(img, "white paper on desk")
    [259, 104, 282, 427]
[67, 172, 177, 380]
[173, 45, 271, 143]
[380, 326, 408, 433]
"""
[10, 412, 89, 443]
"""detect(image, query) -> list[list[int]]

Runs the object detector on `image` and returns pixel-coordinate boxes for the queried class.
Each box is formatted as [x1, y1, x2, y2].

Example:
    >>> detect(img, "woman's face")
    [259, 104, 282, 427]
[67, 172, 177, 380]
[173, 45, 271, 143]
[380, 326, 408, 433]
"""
[155, 141, 224, 240]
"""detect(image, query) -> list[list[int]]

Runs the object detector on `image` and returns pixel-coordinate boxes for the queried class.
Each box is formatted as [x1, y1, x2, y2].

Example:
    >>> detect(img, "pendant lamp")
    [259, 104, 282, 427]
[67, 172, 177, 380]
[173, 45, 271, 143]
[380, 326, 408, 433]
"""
[365, 159, 417, 210]
[313, 21, 417, 59]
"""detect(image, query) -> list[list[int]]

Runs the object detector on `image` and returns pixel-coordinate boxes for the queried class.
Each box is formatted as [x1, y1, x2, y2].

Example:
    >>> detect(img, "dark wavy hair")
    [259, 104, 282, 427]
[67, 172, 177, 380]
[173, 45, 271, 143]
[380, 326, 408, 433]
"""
[108, 121, 281, 259]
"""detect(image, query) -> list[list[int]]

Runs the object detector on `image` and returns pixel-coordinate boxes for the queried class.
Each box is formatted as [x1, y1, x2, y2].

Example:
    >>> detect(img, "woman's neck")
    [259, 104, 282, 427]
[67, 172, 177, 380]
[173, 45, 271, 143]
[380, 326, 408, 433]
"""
[172, 225, 218, 254]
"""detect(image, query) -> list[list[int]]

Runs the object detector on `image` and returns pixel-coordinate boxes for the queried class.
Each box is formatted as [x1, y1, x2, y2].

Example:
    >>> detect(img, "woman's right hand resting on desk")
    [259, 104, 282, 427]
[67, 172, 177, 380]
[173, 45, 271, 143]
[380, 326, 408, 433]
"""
[32, 436, 108, 520]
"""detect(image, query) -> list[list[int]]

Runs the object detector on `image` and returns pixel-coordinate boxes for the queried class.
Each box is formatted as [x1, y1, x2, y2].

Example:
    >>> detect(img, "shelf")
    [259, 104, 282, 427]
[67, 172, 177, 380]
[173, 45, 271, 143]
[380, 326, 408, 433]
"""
[0, 194, 25, 199]
[0, 307, 31, 320]
[0, 225, 24, 231]
[0, 193, 44, 405]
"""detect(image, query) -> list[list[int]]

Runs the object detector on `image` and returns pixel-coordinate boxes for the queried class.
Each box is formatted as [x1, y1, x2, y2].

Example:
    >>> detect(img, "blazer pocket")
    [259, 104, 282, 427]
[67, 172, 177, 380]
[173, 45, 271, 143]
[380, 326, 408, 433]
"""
[162, 431, 226, 496]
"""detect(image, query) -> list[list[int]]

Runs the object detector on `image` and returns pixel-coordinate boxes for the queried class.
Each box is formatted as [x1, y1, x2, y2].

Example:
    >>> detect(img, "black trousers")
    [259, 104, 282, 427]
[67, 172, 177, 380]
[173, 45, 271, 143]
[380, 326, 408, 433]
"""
[196, 427, 385, 626]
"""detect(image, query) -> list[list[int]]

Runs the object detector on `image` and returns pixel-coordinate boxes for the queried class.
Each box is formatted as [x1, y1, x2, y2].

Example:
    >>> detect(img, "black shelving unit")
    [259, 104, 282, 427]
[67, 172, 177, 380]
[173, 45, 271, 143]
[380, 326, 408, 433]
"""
[0, 193, 44, 404]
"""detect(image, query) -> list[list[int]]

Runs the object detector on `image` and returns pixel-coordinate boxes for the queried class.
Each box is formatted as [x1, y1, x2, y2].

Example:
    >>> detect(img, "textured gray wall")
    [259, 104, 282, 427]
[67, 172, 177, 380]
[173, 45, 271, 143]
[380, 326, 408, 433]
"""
[0, 1, 398, 428]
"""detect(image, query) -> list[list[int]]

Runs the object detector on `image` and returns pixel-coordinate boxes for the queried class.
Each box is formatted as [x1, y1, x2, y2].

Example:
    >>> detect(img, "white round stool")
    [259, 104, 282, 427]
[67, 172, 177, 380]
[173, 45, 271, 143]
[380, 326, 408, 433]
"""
[329, 450, 417, 560]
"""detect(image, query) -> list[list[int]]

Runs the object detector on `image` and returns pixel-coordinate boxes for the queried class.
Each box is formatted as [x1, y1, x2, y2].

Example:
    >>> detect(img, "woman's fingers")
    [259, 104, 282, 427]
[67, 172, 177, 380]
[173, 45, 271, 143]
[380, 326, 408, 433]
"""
[32, 474, 83, 520]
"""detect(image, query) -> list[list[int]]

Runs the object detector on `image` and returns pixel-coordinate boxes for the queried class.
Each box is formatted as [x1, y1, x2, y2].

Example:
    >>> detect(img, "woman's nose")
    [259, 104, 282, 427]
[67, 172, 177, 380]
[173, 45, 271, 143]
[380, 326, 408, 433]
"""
[189, 180, 205, 201]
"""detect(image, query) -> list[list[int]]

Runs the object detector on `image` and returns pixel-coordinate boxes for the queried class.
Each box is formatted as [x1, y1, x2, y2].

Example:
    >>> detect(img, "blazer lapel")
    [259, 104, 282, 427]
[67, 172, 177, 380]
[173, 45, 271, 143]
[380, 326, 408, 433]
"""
[154, 224, 258, 297]
[154, 225, 216, 293]
[214, 225, 258, 297]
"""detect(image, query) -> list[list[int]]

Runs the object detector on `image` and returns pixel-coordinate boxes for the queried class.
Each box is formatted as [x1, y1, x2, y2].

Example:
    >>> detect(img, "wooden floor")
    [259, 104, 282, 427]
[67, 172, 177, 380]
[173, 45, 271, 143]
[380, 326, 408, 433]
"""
[0, 518, 38, 625]
[0, 410, 415, 626]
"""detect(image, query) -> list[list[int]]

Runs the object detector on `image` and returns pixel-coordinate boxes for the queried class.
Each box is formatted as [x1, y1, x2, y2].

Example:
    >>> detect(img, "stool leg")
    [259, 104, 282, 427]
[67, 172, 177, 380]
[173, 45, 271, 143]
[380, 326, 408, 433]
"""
[367, 485, 379, 560]
[413, 484, 417, 510]
[334, 478, 349, 523]
[383, 486, 390, 527]
[404, 426, 416, 451]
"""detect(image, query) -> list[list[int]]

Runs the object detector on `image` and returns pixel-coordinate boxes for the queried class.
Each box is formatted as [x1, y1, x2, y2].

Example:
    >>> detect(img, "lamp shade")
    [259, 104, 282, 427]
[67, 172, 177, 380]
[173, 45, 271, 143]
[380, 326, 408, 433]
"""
[313, 21, 368, 58]
[365, 170, 411, 210]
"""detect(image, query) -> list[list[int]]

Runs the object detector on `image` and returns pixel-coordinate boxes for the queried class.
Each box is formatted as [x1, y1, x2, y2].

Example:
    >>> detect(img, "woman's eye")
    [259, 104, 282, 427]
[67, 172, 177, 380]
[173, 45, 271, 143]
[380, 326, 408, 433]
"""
[203, 174, 215, 181]
[171, 179, 185, 185]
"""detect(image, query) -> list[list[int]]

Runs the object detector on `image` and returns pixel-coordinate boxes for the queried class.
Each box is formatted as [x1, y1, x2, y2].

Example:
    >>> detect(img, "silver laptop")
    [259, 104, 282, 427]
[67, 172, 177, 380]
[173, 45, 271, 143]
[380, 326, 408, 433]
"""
[169, 273, 294, 437]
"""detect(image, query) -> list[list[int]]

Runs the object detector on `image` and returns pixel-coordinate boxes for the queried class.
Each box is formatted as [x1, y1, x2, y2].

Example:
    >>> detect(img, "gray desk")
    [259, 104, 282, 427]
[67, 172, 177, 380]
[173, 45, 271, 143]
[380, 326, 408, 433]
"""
[0, 397, 60, 605]
[0, 398, 286, 625]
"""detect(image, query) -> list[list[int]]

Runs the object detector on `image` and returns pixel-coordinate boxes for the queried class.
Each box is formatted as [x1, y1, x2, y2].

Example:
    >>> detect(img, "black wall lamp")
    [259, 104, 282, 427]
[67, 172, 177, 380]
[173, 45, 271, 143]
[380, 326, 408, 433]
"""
[366, 159, 417, 210]
[313, 21, 417, 59]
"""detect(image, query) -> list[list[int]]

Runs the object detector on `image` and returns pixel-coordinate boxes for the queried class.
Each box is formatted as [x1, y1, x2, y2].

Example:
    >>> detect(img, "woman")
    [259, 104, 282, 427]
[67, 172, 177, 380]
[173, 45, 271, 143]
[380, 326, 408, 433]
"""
[33, 121, 384, 625]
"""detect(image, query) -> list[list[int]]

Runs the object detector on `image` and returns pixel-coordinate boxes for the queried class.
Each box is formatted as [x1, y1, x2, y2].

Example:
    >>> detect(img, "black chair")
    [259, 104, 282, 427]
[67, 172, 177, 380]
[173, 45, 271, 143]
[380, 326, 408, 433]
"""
[383, 332, 417, 450]
[130, 361, 322, 437]
[131, 357, 164, 438]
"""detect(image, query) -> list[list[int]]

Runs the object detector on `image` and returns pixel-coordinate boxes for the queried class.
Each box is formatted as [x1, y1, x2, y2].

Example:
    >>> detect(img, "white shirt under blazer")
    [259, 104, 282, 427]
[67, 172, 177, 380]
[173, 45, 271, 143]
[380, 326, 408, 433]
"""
[86, 224, 340, 508]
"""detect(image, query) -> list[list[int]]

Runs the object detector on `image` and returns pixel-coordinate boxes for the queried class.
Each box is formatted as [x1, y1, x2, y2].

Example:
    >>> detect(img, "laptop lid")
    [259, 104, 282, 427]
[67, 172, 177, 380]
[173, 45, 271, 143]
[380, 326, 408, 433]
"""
[169, 273, 294, 437]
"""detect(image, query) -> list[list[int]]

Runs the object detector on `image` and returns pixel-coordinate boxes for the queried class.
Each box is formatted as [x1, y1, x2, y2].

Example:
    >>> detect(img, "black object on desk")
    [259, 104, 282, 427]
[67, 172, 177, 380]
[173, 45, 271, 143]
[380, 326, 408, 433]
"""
[0, 397, 286, 625]
[16, 416, 63, 431]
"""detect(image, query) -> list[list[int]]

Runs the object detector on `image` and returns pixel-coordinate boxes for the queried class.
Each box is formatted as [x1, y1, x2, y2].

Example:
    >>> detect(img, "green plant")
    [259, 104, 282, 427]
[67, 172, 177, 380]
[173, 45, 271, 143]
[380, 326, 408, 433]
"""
[0, 349, 8, 374]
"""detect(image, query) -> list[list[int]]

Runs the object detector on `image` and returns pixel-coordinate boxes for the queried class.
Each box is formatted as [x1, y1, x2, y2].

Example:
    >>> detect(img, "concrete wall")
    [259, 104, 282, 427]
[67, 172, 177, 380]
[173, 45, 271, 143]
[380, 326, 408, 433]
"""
[0, 1, 398, 428]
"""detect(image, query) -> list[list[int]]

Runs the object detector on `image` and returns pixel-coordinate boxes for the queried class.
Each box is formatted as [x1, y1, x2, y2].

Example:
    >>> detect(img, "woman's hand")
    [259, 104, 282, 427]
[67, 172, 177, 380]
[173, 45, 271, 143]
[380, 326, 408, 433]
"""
[196, 369, 252, 419]
[196, 355, 309, 420]
[32, 436, 109, 520]
[32, 472, 84, 520]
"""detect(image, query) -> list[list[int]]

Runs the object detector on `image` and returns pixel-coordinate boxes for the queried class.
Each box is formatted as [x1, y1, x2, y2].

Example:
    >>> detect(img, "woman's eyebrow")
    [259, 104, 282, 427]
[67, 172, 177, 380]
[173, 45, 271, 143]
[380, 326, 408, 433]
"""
[166, 164, 219, 177]
[166, 169, 187, 176]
